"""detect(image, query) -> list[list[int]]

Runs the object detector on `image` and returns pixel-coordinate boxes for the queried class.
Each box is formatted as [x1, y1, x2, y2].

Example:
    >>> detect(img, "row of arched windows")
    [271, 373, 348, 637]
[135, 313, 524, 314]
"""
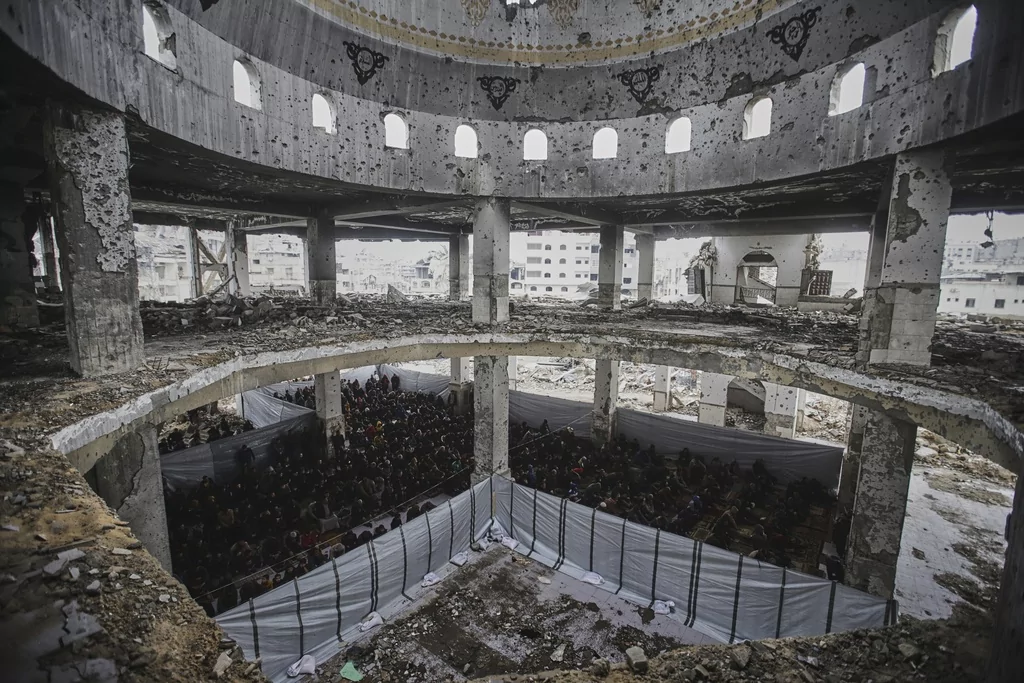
[141, 3, 978, 159]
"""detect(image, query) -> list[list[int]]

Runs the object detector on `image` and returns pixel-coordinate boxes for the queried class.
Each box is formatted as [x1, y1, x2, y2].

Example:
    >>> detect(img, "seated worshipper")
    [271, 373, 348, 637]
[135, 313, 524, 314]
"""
[709, 506, 739, 550]
[391, 513, 403, 530]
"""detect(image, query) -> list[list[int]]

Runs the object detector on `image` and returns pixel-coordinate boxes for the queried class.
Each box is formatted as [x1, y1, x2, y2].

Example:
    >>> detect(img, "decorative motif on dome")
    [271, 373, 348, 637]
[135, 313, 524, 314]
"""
[632, 0, 661, 15]
[547, 0, 580, 30]
[617, 65, 661, 104]
[478, 76, 520, 111]
[766, 6, 821, 61]
[344, 42, 389, 85]
[460, 0, 489, 27]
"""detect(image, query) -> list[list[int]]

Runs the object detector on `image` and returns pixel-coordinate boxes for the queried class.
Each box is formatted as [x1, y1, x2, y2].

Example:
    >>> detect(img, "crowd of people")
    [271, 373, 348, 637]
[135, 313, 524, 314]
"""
[158, 407, 254, 455]
[163, 374, 475, 615]
[507, 421, 833, 570]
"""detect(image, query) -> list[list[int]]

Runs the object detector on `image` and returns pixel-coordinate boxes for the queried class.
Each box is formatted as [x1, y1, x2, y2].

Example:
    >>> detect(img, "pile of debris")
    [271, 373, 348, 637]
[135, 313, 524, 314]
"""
[139, 293, 367, 335]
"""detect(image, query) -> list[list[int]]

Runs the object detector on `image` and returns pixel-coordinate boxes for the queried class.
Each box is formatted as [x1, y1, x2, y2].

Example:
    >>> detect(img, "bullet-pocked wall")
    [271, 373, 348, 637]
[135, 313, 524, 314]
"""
[2, 0, 1020, 199]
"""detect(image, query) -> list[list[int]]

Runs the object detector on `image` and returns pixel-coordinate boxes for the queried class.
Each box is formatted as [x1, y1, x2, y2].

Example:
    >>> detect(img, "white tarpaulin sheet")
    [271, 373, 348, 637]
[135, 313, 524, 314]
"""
[160, 414, 315, 490]
[378, 364, 451, 398]
[241, 391, 315, 429]
[492, 476, 895, 645]
[615, 407, 843, 488]
[216, 477, 496, 683]
[509, 390, 593, 440]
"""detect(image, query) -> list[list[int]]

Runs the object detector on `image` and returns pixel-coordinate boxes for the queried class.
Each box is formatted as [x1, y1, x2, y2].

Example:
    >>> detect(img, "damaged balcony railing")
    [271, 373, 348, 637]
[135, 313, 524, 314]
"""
[740, 286, 776, 303]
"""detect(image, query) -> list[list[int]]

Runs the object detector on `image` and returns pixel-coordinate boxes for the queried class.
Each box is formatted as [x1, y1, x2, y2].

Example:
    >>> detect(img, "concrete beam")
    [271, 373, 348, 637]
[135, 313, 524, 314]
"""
[130, 186, 309, 220]
[328, 197, 472, 221]
[655, 215, 872, 238]
[512, 201, 623, 227]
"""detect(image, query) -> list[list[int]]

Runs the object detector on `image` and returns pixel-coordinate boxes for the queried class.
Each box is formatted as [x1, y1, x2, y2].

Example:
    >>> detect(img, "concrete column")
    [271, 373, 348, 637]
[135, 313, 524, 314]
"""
[794, 389, 807, 431]
[306, 211, 336, 304]
[856, 149, 952, 368]
[449, 357, 473, 416]
[449, 233, 470, 301]
[636, 233, 655, 301]
[0, 186, 40, 327]
[508, 355, 518, 391]
[226, 220, 251, 297]
[652, 365, 672, 412]
[187, 227, 202, 298]
[844, 410, 916, 599]
[598, 225, 624, 310]
[473, 355, 509, 482]
[763, 382, 799, 439]
[837, 404, 869, 514]
[698, 372, 730, 426]
[40, 212, 60, 292]
[471, 198, 510, 324]
[315, 371, 345, 454]
[93, 423, 171, 570]
[43, 104, 144, 376]
[592, 359, 620, 445]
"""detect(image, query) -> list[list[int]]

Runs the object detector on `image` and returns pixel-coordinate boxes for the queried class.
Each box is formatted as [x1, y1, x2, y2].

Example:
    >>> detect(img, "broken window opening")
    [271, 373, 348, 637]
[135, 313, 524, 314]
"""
[142, 2, 177, 70]
[233, 59, 262, 110]
[736, 251, 779, 306]
[384, 113, 409, 149]
[829, 63, 866, 116]
[592, 127, 618, 159]
[455, 124, 478, 159]
[665, 116, 691, 154]
[524, 129, 548, 161]
[742, 96, 772, 140]
[933, 5, 978, 76]
[311, 94, 336, 134]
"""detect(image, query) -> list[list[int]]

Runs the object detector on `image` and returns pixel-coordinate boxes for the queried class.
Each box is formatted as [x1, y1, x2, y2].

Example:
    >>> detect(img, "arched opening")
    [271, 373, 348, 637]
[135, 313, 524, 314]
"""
[735, 251, 778, 306]
[384, 113, 409, 149]
[543, 258, 551, 264]
[559, 244, 567, 250]
[558, 258, 566, 264]
[311, 94, 336, 133]
[742, 97, 772, 140]
[454, 124, 478, 158]
[829, 63, 866, 116]
[933, 5, 978, 75]
[141, 2, 176, 70]
[725, 378, 768, 431]
[232, 59, 261, 110]
[665, 116, 691, 154]
[559, 272, 566, 278]
[544, 245, 552, 251]
[524, 129, 548, 161]
[592, 127, 618, 159]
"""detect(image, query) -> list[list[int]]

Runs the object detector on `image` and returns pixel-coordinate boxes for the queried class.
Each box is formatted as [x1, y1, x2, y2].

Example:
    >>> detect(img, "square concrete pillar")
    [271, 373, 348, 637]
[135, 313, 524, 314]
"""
[837, 404, 870, 513]
[592, 359, 620, 445]
[472, 198, 510, 324]
[794, 389, 807, 431]
[636, 233, 655, 301]
[844, 410, 917, 599]
[598, 225, 624, 310]
[39, 211, 60, 292]
[0, 186, 40, 327]
[508, 355, 518, 392]
[227, 220, 251, 297]
[473, 355, 509, 482]
[315, 371, 346, 453]
[92, 424, 171, 570]
[187, 226, 203, 298]
[449, 233, 470, 302]
[43, 104, 144, 377]
[857, 150, 952, 368]
[763, 382, 799, 439]
[698, 372, 730, 426]
[306, 212, 337, 303]
[449, 357, 473, 415]
[652, 365, 672, 412]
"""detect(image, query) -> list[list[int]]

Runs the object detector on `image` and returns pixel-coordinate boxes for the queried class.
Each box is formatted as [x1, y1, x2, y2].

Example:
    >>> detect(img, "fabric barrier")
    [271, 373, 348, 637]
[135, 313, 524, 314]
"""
[509, 390, 593, 440]
[161, 414, 315, 490]
[216, 477, 496, 683]
[615, 408, 843, 488]
[377, 364, 452, 398]
[241, 391, 315, 429]
[492, 476, 895, 646]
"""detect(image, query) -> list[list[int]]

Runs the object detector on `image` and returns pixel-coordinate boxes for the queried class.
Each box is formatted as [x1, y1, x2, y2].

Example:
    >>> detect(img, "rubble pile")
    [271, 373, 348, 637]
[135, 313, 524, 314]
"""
[139, 294, 369, 335]
[470, 606, 992, 683]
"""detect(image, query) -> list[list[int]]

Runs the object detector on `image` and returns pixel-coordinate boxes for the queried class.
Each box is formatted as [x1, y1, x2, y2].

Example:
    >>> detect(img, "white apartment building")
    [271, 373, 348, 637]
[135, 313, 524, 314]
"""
[938, 270, 1024, 318]
[513, 230, 639, 299]
[249, 234, 306, 294]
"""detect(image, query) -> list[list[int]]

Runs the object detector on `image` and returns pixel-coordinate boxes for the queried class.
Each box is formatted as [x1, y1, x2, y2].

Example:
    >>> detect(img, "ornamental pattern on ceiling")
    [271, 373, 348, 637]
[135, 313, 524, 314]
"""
[633, 0, 662, 14]
[547, 0, 581, 30]
[460, 0, 489, 27]
[765, 6, 821, 61]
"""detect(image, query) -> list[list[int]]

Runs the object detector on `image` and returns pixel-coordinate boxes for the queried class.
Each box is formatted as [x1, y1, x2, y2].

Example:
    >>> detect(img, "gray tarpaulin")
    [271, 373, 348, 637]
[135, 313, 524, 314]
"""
[216, 476, 496, 682]
[241, 391, 315, 429]
[378, 364, 451, 398]
[217, 476, 893, 681]
[161, 414, 315, 490]
[492, 476, 894, 645]
[615, 408, 843, 488]
[509, 390, 593, 440]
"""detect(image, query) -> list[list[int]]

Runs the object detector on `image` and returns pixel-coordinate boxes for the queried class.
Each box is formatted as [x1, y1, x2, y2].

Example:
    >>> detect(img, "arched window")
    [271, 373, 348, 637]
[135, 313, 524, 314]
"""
[742, 97, 772, 140]
[233, 59, 262, 110]
[141, 2, 176, 70]
[592, 127, 618, 159]
[829, 63, 866, 116]
[544, 244, 552, 251]
[559, 244, 567, 250]
[560, 287, 568, 292]
[665, 116, 691, 154]
[558, 258, 566, 264]
[558, 273, 566, 278]
[543, 273, 551, 278]
[384, 113, 408, 149]
[545, 286, 553, 292]
[530, 286, 537, 292]
[524, 129, 548, 161]
[312, 94, 336, 133]
[933, 5, 978, 76]
[455, 124, 478, 159]
[544, 258, 552, 264]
